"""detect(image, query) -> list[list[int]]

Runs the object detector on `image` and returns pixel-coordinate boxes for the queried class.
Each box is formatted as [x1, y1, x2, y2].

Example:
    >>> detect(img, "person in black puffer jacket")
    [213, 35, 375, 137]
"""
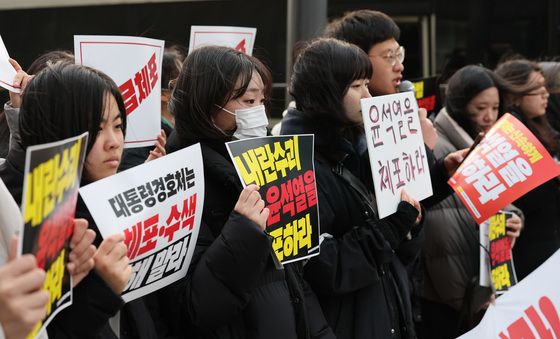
[155, 46, 334, 339]
[282, 38, 423, 339]
[0, 62, 159, 339]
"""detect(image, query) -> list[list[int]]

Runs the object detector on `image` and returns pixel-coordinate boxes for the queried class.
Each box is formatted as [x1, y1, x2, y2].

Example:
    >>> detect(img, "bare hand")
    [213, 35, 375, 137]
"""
[506, 213, 523, 248]
[8, 59, 33, 108]
[418, 108, 438, 150]
[400, 189, 422, 225]
[234, 184, 270, 231]
[146, 130, 167, 162]
[67, 218, 96, 287]
[94, 233, 131, 295]
[0, 237, 49, 339]
[443, 148, 469, 177]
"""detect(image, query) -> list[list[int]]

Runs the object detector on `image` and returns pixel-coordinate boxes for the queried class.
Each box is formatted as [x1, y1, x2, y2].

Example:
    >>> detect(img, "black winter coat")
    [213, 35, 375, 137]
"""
[156, 134, 334, 339]
[281, 108, 421, 339]
[0, 142, 158, 339]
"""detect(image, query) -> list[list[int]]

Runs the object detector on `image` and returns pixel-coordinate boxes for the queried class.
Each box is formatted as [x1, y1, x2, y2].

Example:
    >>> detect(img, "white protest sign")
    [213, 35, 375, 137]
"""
[459, 250, 560, 338]
[79, 143, 204, 302]
[360, 92, 433, 218]
[0, 35, 19, 93]
[74, 35, 164, 148]
[188, 26, 256, 55]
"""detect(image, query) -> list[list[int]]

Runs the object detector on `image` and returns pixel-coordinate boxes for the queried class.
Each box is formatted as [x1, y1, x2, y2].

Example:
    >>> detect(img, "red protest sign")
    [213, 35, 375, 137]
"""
[449, 113, 560, 224]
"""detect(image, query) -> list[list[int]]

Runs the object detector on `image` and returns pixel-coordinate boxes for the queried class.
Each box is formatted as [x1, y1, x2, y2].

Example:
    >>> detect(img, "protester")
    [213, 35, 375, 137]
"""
[421, 65, 524, 338]
[495, 59, 560, 280]
[0, 61, 163, 338]
[0, 175, 97, 339]
[160, 45, 333, 338]
[323, 9, 466, 209]
[281, 37, 422, 339]
[539, 61, 560, 134]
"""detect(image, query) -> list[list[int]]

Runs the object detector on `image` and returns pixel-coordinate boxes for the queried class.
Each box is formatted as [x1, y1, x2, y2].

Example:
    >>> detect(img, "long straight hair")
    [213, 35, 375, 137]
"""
[495, 59, 560, 156]
[19, 62, 127, 154]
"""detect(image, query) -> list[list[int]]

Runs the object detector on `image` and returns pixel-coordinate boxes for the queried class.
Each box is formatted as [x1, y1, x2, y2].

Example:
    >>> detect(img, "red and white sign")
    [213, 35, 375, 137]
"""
[449, 113, 560, 224]
[459, 250, 560, 339]
[74, 35, 164, 148]
[360, 91, 433, 218]
[0, 35, 19, 93]
[79, 144, 204, 302]
[188, 26, 256, 56]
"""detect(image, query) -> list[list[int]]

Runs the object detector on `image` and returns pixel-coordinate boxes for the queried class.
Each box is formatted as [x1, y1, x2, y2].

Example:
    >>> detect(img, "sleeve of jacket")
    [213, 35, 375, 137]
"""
[184, 211, 272, 329]
[47, 271, 124, 338]
[304, 179, 418, 296]
[3, 103, 20, 154]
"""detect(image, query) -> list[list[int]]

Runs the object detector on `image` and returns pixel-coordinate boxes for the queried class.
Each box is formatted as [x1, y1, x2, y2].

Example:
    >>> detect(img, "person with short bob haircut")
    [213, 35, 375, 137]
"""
[161, 45, 334, 338]
[282, 38, 422, 339]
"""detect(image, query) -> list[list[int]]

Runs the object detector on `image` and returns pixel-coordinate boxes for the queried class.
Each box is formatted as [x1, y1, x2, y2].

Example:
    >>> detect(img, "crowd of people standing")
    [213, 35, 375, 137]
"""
[1, 8, 559, 339]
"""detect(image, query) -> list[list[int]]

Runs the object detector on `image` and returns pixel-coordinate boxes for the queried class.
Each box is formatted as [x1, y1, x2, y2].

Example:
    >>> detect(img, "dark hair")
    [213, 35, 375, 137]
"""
[290, 38, 372, 135]
[538, 61, 560, 94]
[446, 65, 508, 138]
[26, 50, 75, 75]
[19, 62, 127, 154]
[324, 10, 400, 54]
[162, 46, 184, 90]
[170, 46, 271, 144]
[495, 59, 560, 155]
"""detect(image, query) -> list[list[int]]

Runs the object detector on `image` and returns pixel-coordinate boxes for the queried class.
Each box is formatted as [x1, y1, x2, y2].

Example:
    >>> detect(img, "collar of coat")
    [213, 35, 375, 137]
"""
[434, 108, 474, 150]
[281, 108, 367, 165]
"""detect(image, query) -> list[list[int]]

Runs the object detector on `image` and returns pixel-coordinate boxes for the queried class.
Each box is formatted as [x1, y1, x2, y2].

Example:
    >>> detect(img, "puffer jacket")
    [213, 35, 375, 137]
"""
[420, 109, 523, 338]
[281, 108, 421, 339]
[153, 134, 334, 339]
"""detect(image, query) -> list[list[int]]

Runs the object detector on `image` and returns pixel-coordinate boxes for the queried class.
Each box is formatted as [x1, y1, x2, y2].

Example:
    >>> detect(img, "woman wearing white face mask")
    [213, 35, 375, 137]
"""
[158, 46, 334, 339]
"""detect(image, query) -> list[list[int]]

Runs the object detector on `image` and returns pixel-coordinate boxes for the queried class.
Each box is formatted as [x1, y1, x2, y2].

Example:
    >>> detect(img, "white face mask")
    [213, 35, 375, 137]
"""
[221, 104, 269, 140]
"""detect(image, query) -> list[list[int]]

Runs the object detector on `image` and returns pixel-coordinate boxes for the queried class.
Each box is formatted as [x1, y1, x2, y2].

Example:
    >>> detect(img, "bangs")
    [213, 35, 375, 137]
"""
[350, 50, 373, 82]
[225, 55, 255, 102]
[332, 41, 373, 87]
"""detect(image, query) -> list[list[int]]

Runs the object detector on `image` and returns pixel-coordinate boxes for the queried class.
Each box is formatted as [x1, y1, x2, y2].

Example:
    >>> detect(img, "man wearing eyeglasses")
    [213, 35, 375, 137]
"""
[325, 10, 405, 96]
[324, 9, 466, 201]
[323, 8, 474, 339]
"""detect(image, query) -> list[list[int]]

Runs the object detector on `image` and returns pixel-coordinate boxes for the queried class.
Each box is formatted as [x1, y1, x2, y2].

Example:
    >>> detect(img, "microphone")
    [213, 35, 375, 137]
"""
[398, 80, 415, 93]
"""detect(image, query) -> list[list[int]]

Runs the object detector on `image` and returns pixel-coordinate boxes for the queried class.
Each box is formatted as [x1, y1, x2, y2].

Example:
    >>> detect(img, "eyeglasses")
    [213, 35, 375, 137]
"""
[526, 87, 549, 97]
[369, 46, 405, 67]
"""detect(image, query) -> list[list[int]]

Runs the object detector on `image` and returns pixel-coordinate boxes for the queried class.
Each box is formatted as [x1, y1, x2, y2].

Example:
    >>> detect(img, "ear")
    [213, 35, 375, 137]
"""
[512, 95, 523, 108]
[161, 90, 171, 103]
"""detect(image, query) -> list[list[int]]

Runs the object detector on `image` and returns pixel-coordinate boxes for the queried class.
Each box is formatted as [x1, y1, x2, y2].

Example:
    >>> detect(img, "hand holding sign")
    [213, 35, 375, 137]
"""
[506, 213, 522, 248]
[234, 185, 270, 230]
[400, 189, 422, 225]
[418, 107, 438, 150]
[67, 218, 96, 287]
[146, 129, 167, 163]
[94, 233, 131, 295]
[0, 237, 49, 339]
[360, 91, 433, 218]
[7, 59, 32, 108]
[449, 113, 560, 224]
